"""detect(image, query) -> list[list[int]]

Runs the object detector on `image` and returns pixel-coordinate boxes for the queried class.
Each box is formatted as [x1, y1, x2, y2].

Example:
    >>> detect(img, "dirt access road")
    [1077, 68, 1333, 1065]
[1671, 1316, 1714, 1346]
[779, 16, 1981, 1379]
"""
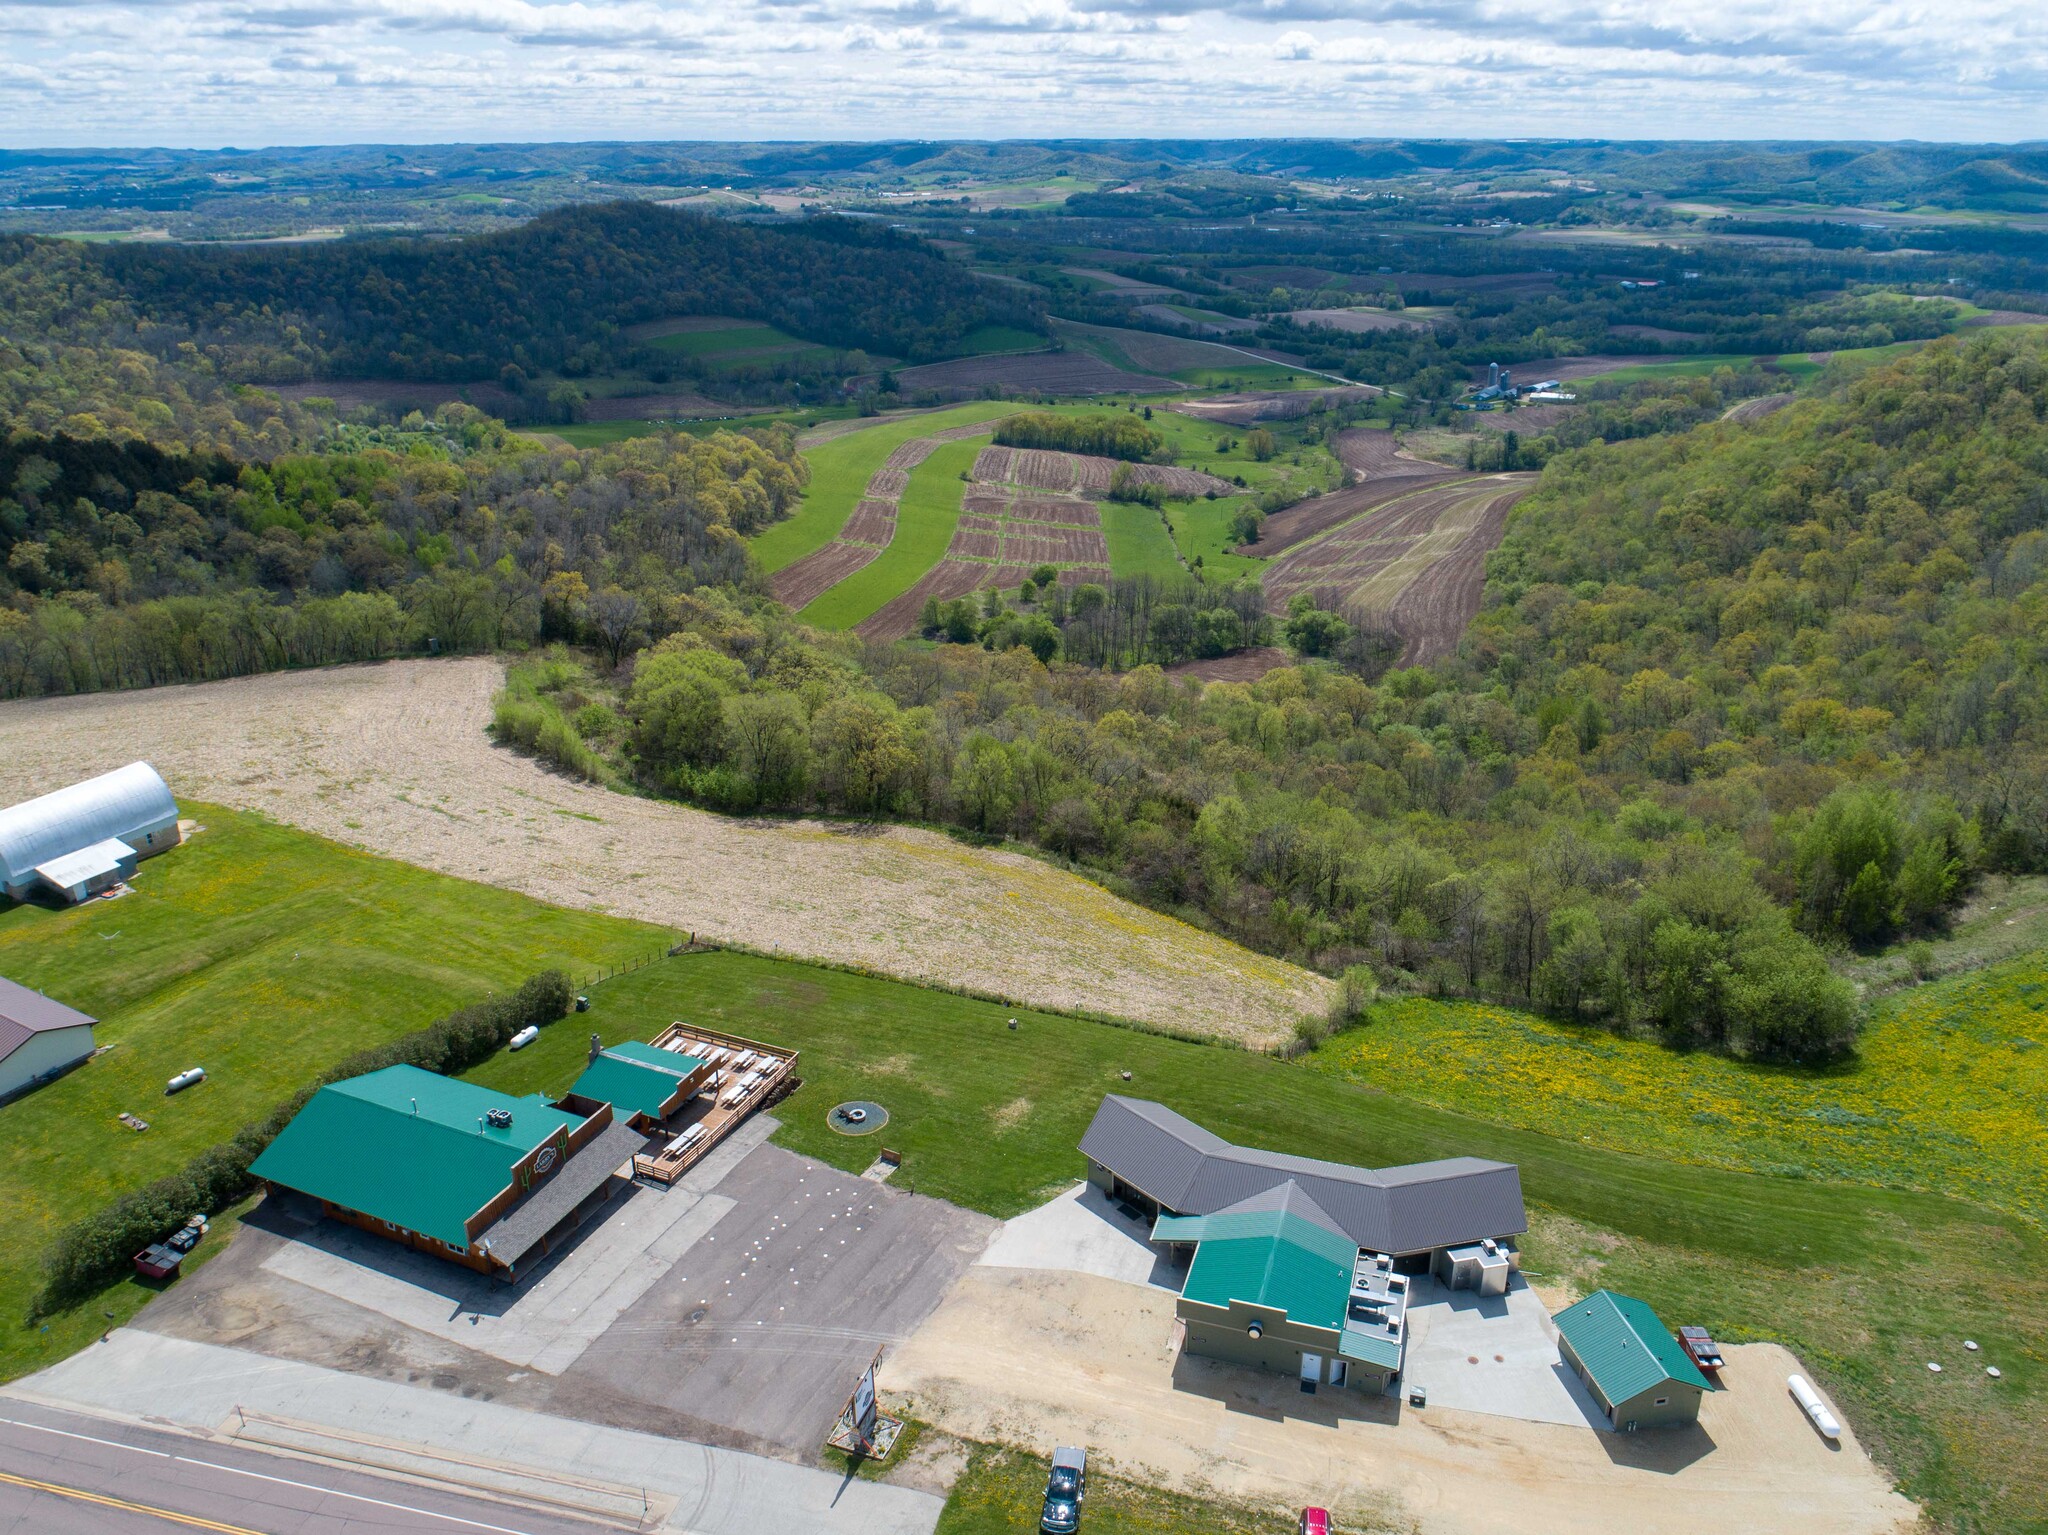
[882, 1266, 1919, 1535]
[0, 659, 1326, 1044]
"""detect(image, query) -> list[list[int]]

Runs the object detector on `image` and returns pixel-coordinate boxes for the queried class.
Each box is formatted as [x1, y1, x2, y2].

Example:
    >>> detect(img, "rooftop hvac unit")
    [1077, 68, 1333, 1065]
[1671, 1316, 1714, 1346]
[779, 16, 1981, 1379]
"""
[485, 1107, 513, 1129]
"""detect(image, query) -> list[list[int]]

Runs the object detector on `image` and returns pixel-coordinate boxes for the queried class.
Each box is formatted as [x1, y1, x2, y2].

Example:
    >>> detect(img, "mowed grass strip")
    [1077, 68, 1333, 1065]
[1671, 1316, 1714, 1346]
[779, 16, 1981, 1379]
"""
[502, 949, 2046, 1533]
[751, 402, 1019, 575]
[1098, 501, 1184, 580]
[798, 436, 988, 629]
[0, 806, 661, 1382]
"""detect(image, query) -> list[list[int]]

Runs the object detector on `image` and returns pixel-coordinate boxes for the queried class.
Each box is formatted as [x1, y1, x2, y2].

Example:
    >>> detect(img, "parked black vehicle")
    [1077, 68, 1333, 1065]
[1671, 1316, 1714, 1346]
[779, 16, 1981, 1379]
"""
[1039, 1446, 1087, 1534]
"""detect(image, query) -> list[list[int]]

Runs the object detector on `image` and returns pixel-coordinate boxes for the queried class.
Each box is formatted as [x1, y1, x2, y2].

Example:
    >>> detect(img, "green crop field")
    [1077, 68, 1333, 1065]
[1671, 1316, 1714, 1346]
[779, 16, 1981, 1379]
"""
[1170, 363, 1319, 390]
[749, 402, 1019, 575]
[1099, 501, 1185, 580]
[497, 947, 2046, 1533]
[799, 436, 986, 628]
[646, 321, 823, 362]
[953, 323, 1047, 355]
[0, 807, 661, 1383]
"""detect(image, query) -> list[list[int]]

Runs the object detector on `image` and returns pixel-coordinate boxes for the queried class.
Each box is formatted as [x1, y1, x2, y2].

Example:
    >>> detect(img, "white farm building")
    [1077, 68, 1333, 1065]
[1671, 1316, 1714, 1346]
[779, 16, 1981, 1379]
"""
[0, 762, 181, 905]
[0, 977, 97, 1102]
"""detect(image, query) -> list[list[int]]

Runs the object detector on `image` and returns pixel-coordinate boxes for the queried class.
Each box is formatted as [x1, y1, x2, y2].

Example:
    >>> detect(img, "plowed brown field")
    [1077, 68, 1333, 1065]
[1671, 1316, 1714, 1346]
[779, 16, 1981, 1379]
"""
[0, 659, 1327, 1041]
[1262, 476, 1534, 663]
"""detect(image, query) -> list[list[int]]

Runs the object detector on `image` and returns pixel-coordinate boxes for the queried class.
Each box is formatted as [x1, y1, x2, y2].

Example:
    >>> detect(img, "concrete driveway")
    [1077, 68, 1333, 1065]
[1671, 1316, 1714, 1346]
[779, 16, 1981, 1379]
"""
[977, 1181, 1182, 1289]
[1399, 1274, 1610, 1430]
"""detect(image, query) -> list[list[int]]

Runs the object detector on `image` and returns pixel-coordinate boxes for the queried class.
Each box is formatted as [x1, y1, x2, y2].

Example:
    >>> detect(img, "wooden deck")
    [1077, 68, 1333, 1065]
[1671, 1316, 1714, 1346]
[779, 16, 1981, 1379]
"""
[630, 1024, 799, 1185]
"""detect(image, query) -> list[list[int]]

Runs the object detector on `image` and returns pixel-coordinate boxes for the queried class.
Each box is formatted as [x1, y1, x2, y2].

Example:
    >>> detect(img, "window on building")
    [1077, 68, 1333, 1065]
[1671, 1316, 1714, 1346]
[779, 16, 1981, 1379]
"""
[1654, 1397, 1669, 1406]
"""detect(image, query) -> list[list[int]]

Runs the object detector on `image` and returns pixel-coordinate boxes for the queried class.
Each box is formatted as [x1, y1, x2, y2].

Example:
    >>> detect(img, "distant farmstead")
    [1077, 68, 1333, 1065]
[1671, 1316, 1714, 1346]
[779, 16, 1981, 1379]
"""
[0, 976, 98, 1102]
[0, 762, 181, 905]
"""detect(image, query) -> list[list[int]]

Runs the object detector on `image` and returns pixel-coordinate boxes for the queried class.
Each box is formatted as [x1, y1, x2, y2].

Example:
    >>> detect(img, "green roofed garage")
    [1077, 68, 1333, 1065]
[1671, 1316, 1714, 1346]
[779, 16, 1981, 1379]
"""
[1553, 1289, 1713, 1431]
[250, 1064, 646, 1280]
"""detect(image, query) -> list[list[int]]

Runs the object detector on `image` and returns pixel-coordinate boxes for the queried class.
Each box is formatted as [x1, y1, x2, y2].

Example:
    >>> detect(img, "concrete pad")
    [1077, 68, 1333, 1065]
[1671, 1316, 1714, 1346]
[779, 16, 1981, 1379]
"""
[1399, 1274, 1610, 1430]
[9, 1330, 941, 1535]
[977, 1180, 1180, 1289]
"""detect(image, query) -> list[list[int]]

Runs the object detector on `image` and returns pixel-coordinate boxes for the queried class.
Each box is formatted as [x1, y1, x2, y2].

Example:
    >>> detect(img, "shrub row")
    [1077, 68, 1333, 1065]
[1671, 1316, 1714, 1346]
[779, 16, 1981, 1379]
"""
[35, 971, 572, 1316]
[491, 692, 612, 783]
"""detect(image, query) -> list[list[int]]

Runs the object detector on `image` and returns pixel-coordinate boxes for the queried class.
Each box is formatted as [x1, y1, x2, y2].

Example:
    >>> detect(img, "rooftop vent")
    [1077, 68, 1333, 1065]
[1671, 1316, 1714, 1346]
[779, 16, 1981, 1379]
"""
[485, 1107, 513, 1130]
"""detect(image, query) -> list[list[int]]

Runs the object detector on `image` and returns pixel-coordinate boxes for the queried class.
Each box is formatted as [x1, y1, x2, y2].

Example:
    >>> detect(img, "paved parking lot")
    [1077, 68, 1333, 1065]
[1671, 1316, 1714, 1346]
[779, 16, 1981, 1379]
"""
[137, 1116, 996, 1459]
[1399, 1274, 1609, 1429]
[560, 1143, 997, 1451]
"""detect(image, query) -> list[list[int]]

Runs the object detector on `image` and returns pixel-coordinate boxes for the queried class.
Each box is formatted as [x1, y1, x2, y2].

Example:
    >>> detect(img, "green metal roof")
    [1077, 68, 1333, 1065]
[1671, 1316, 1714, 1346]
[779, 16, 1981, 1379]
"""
[1155, 1206, 1355, 1331]
[569, 1045, 704, 1120]
[250, 1065, 584, 1247]
[1553, 1290, 1713, 1405]
[1338, 1325, 1403, 1370]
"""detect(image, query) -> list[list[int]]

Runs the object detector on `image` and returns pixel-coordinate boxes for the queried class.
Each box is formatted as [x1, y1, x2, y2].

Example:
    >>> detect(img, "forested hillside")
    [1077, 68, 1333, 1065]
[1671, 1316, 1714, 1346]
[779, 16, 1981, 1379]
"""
[3, 204, 1038, 384]
[505, 333, 2048, 1068]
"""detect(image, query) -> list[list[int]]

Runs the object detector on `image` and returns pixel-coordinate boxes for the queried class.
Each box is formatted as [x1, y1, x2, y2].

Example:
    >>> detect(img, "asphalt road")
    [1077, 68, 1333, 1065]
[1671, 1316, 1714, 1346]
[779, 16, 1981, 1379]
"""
[0, 1402, 608, 1535]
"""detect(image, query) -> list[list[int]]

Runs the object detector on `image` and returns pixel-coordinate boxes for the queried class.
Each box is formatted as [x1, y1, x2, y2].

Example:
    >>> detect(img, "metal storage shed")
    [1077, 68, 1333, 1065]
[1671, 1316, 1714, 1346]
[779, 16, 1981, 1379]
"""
[0, 977, 98, 1102]
[0, 762, 181, 904]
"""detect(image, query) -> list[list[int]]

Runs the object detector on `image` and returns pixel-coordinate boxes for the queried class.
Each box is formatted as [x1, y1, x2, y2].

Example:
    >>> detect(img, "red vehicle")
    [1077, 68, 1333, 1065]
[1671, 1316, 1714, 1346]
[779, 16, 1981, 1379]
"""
[1299, 1510, 1331, 1535]
[1678, 1326, 1725, 1373]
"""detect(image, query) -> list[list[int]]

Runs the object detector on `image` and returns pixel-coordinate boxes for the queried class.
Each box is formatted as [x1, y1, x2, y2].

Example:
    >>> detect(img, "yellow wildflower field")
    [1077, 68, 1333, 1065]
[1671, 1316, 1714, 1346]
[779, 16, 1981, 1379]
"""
[1312, 954, 2048, 1222]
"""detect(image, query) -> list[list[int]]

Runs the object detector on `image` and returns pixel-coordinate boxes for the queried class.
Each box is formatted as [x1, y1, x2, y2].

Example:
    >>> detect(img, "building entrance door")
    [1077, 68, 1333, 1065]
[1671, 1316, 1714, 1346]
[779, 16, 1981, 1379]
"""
[1299, 1353, 1322, 1383]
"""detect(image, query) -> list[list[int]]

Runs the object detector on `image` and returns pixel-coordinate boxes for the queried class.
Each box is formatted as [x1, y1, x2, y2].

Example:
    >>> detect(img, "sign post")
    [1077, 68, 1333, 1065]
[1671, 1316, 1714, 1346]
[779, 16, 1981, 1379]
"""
[825, 1346, 903, 1460]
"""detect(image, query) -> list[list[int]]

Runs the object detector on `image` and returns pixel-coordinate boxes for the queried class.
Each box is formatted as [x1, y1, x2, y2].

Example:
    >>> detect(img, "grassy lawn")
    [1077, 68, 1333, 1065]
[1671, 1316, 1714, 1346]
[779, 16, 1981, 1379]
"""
[934, 1439, 1368, 1534]
[1308, 950, 2048, 1225]
[798, 436, 987, 628]
[750, 402, 1019, 575]
[1098, 501, 1184, 580]
[1586, 354, 1767, 384]
[502, 948, 2046, 1533]
[0, 806, 661, 1384]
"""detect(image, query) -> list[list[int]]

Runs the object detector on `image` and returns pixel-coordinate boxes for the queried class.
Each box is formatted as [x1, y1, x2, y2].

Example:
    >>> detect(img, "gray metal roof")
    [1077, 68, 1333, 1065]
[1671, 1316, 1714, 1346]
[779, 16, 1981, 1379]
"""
[1080, 1095, 1526, 1255]
[476, 1120, 648, 1270]
[0, 763, 177, 893]
[0, 976, 96, 1065]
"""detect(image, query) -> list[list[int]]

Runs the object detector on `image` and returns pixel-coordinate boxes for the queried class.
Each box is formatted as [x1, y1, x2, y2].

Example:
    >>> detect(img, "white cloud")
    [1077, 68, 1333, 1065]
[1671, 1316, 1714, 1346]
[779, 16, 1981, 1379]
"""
[0, 0, 2041, 143]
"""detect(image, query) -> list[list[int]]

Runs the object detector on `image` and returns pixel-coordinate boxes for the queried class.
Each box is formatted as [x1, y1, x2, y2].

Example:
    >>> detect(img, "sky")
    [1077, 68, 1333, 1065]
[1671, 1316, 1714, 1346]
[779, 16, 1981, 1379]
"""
[3, 0, 2046, 148]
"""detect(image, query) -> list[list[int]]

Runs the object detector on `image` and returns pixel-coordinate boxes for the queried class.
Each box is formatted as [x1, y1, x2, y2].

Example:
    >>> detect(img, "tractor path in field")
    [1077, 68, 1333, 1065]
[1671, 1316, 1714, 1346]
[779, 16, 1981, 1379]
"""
[0, 659, 1328, 1045]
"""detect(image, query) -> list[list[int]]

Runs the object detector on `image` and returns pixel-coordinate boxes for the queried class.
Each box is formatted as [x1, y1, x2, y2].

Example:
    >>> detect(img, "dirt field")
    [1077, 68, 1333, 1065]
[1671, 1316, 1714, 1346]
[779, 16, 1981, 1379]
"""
[581, 391, 750, 421]
[1244, 431, 1464, 558]
[1054, 321, 1308, 379]
[1722, 392, 1796, 423]
[1290, 308, 1432, 335]
[1168, 386, 1378, 425]
[890, 351, 1174, 397]
[977, 447, 1234, 501]
[880, 1267, 1917, 1535]
[272, 378, 522, 416]
[0, 659, 1327, 1043]
[1261, 478, 1533, 664]
[1137, 304, 1258, 335]
[1165, 647, 1291, 683]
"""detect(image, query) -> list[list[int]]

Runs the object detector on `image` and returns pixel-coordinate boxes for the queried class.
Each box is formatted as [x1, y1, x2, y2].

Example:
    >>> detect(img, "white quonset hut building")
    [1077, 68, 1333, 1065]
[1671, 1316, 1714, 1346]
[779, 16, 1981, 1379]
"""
[0, 977, 97, 1102]
[0, 763, 180, 905]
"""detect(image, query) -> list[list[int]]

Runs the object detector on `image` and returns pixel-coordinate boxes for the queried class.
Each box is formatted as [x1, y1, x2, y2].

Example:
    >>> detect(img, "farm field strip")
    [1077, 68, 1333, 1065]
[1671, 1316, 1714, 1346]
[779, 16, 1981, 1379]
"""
[767, 418, 1009, 609]
[749, 402, 1021, 575]
[887, 349, 1173, 397]
[796, 435, 993, 630]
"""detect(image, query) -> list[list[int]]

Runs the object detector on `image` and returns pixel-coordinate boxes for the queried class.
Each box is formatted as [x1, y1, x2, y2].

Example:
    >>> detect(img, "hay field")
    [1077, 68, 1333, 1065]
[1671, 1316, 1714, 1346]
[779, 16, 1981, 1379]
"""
[0, 660, 1328, 1044]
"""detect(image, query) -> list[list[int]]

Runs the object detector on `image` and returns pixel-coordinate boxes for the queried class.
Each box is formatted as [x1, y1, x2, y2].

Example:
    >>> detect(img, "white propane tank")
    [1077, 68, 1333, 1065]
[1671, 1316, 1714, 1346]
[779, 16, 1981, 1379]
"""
[509, 1026, 540, 1051]
[1788, 1374, 1842, 1440]
[166, 1067, 206, 1094]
